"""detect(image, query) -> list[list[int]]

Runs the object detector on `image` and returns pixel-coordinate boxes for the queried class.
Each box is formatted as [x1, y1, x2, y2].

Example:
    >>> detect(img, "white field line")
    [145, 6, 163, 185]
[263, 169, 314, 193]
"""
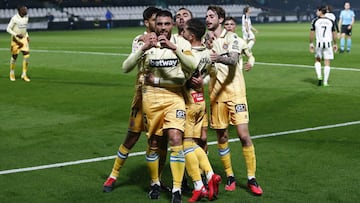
[0, 48, 359, 71]
[255, 62, 360, 72]
[1, 120, 359, 175]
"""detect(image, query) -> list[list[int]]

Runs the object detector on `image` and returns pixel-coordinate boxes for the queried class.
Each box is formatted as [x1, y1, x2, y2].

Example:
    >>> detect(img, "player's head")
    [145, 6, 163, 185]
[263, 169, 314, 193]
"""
[17, 5, 27, 17]
[325, 5, 333, 13]
[316, 6, 327, 16]
[143, 6, 161, 32]
[243, 6, 251, 15]
[224, 16, 237, 32]
[155, 10, 174, 39]
[183, 18, 206, 42]
[175, 7, 193, 34]
[206, 5, 225, 31]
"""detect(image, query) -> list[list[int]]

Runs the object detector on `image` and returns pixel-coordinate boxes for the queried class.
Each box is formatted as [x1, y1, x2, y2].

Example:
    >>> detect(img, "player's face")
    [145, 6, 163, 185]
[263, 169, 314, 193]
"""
[146, 13, 157, 32]
[176, 9, 192, 31]
[182, 25, 193, 42]
[19, 6, 28, 17]
[155, 16, 173, 39]
[206, 9, 220, 31]
[224, 19, 236, 32]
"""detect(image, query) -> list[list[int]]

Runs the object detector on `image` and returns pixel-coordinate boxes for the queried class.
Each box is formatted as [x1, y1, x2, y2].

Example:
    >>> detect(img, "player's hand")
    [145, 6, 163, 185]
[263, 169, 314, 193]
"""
[333, 44, 338, 52]
[309, 43, 314, 53]
[205, 31, 215, 49]
[244, 62, 252, 71]
[190, 75, 203, 89]
[16, 34, 24, 39]
[210, 49, 218, 63]
[144, 71, 156, 85]
[141, 32, 157, 52]
[158, 35, 176, 50]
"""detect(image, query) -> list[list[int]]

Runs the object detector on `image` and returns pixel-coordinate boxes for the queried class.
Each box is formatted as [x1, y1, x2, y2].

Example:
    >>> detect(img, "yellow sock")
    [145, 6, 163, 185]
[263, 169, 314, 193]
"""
[146, 145, 160, 183]
[194, 146, 213, 175]
[170, 145, 185, 190]
[110, 144, 129, 178]
[184, 143, 201, 182]
[22, 55, 29, 74]
[242, 145, 256, 177]
[218, 142, 234, 177]
[158, 138, 168, 179]
[10, 57, 16, 71]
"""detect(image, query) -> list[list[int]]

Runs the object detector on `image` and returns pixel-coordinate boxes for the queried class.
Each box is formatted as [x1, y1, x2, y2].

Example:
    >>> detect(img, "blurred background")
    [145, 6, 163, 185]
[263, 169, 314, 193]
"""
[0, 0, 358, 30]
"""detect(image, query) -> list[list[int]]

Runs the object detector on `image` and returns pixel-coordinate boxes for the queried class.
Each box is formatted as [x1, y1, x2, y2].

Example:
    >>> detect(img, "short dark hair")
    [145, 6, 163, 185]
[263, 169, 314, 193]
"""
[207, 5, 225, 20]
[317, 6, 327, 14]
[186, 18, 206, 41]
[224, 16, 237, 24]
[156, 9, 173, 19]
[17, 4, 26, 12]
[243, 6, 250, 14]
[143, 6, 160, 21]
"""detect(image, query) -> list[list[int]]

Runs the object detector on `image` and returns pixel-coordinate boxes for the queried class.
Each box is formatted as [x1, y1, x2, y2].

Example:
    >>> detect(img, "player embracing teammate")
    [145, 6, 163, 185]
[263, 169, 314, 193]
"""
[104, 5, 263, 203]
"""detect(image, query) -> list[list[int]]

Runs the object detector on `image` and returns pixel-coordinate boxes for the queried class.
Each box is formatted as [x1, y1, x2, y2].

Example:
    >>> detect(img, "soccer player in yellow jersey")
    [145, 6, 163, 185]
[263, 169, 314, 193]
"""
[102, 7, 164, 193]
[182, 18, 222, 202]
[123, 10, 197, 203]
[147, 18, 221, 202]
[6, 5, 30, 82]
[206, 5, 263, 196]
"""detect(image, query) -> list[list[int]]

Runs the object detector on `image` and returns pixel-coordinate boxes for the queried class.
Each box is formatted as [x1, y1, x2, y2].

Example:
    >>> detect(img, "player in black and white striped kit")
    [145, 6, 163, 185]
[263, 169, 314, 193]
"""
[309, 6, 338, 87]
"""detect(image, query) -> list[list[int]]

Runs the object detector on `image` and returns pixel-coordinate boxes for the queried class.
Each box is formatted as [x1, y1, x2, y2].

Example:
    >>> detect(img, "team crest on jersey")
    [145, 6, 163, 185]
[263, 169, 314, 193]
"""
[235, 104, 247, 113]
[149, 59, 178, 67]
[176, 110, 186, 119]
[223, 43, 229, 50]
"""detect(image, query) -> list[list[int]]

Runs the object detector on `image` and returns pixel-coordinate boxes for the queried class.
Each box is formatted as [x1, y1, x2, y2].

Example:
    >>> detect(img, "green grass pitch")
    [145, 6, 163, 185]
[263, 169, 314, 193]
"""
[0, 22, 359, 203]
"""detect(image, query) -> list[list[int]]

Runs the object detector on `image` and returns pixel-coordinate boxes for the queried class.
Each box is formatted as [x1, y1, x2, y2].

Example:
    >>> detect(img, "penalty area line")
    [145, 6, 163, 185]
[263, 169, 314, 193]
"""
[1, 120, 359, 175]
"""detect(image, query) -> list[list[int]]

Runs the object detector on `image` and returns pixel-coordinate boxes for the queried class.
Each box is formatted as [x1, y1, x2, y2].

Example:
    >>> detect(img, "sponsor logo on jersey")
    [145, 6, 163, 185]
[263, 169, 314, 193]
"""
[149, 59, 178, 67]
[176, 110, 186, 119]
[235, 104, 247, 113]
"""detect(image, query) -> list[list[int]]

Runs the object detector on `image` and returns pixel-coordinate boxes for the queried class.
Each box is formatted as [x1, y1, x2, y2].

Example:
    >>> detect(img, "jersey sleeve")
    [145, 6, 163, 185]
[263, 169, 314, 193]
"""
[228, 33, 242, 54]
[6, 17, 17, 36]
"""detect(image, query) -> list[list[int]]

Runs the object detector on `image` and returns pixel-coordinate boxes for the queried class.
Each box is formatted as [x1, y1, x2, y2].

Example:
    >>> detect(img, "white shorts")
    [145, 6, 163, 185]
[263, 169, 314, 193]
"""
[315, 47, 334, 60]
[243, 30, 255, 41]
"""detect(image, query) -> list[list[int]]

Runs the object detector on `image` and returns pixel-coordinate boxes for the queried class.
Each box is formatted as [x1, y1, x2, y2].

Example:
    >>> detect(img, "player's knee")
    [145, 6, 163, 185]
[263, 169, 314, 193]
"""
[123, 131, 141, 149]
[166, 129, 183, 146]
[216, 130, 228, 143]
[147, 135, 159, 148]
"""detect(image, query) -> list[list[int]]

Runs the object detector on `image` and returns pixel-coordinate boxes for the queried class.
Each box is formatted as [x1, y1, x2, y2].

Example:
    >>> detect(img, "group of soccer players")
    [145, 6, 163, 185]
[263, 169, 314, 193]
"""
[103, 5, 263, 203]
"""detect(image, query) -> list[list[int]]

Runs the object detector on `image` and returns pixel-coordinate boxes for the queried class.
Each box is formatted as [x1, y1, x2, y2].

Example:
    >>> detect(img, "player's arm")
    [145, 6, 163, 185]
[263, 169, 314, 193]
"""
[309, 28, 315, 53]
[159, 35, 197, 74]
[242, 45, 255, 71]
[175, 48, 197, 74]
[122, 32, 157, 73]
[6, 18, 17, 37]
[144, 72, 186, 87]
[122, 49, 144, 73]
[332, 30, 338, 52]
